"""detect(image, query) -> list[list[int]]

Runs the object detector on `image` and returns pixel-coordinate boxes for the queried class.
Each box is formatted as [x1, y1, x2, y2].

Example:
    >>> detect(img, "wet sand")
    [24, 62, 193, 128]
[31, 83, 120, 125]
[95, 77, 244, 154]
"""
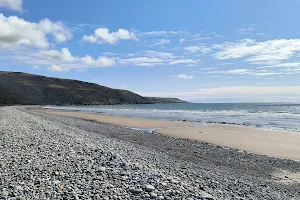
[33, 108, 300, 161]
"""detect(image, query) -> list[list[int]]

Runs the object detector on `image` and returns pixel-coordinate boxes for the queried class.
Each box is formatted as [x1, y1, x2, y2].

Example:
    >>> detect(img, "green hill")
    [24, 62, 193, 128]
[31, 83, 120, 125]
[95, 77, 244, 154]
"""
[147, 97, 188, 104]
[0, 71, 153, 105]
[0, 71, 187, 105]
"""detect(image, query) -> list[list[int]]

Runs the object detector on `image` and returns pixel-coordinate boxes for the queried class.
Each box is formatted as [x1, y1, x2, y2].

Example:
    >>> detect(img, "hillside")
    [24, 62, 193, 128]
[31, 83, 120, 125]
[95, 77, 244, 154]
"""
[0, 71, 153, 105]
[147, 97, 188, 104]
[0, 71, 187, 105]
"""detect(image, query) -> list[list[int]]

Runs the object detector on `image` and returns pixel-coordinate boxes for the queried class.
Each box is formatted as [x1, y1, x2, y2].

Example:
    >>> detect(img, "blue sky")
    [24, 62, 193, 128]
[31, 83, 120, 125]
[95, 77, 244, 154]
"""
[1, 0, 300, 102]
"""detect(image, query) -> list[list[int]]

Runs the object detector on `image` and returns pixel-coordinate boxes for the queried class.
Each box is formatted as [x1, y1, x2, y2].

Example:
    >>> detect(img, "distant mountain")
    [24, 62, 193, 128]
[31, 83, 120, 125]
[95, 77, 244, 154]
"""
[0, 71, 186, 105]
[147, 97, 188, 104]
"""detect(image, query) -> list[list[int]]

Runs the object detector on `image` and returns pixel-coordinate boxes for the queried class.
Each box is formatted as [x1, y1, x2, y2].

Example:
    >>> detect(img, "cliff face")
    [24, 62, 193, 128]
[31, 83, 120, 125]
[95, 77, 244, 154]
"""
[0, 71, 152, 105]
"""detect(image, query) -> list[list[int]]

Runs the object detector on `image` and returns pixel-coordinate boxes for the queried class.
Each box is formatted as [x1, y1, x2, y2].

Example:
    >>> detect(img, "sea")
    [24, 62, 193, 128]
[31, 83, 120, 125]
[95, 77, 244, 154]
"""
[45, 103, 300, 133]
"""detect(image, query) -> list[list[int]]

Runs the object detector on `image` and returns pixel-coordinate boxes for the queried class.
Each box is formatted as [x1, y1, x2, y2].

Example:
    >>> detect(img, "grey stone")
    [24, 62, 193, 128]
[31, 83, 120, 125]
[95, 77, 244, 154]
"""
[150, 192, 157, 197]
[199, 191, 215, 200]
[99, 167, 106, 172]
[130, 187, 143, 194]
[145, 184, 155, 192]
[53, 180, 61, 185]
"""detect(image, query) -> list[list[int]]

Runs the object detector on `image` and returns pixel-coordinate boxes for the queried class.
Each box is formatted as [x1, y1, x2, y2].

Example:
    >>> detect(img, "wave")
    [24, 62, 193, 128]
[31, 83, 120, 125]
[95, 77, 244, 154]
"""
[45, 104, 300, 133]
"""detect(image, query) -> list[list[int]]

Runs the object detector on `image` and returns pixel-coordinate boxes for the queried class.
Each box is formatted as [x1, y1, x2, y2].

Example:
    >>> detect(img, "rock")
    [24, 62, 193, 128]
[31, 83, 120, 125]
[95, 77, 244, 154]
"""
[199, 191, 215, 200]
[150, 192, 157, 197]
[145, 184, 155, 192]
[2, 190, 9, 197]
[130, 187, 143, 194]
[171, 179, 180, 184]
[161, 182, 168, 186]
[53, 180, 61, 185]
[15, 185, 23, 190]
[99, 167, 106, 172]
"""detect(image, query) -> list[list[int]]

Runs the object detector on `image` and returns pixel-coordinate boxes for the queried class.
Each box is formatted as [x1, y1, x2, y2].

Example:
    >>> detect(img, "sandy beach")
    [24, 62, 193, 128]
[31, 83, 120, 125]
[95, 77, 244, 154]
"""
[34, 108, 300, 161]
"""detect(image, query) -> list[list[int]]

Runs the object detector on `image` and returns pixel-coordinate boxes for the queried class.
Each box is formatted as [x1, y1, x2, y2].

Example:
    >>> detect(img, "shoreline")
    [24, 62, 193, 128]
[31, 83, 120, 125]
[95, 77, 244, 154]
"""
[31, 107, 300, 161]
[2, 106, 299, 199]
[42, 105, 298, 133]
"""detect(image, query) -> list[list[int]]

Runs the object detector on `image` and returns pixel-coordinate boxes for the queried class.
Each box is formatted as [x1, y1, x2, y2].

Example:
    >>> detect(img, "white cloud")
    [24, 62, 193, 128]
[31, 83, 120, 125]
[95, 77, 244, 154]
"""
[0, 13, 72, 49]
[118, 57, 163, 66]
[208, 68, 282, 77]
[40, 48, 115, 68]
[32, 65, 39, 70]
[48, 64, 69, 72]
[101, 52, 118, 56]
[179, 38, 186, 44]
[1, 46, 116, 72]
[80, 55, 115, 67]
[192, 34, 211, 40]
[214, 39, 300, 64]
[252, 72, 281, 76]
[208, 69, 251, 75]
[144, 50, 174, 58]
[139, 31, 183, 36]
[185, 64, 196, 67]
[258, 62, 300, 69]
[257, 33, 265, 36]
[2, 44, 196, 70]
[238, 27, 254, 35]
[140, 31, 168, 36]
[0, 0, 22, 11]
[184, 45, 211, 54]
[280, 68, 300, 74]
[116, 50, 198, 67]
[170, 59, 198, 65]
[152, 39, 170, 46]
[176, 73, 193, 79]
[200, 68, 214, 71]
[190, 68, 215, 74]
[219, 62, 233, 66]
[275, 63, 300, 67]
[40, 48, 76, 62]
[38, 18, 72, 43]
[82, 28, 137, 44]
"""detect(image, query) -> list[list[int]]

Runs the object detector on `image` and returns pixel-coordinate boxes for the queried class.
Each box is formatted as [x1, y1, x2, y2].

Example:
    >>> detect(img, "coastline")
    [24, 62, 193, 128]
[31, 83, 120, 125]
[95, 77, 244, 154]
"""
[1, 106, 299, 199]
[32, 107, 300, 161]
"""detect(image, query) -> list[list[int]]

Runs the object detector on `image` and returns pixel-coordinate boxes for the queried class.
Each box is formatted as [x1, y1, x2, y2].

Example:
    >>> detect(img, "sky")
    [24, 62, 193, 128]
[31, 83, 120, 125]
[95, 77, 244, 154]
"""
[1, 0, 300, 102]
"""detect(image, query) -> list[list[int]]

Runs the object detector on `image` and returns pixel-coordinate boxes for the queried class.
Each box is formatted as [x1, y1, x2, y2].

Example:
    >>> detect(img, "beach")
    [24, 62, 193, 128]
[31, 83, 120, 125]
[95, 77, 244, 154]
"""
[0, 106, 299, 199]
[36, 107, 300, 161]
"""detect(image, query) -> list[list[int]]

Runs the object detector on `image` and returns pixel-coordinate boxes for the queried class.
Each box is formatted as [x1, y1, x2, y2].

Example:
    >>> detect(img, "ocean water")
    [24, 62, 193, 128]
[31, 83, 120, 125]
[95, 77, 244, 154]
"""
[46, 103, 300, 133]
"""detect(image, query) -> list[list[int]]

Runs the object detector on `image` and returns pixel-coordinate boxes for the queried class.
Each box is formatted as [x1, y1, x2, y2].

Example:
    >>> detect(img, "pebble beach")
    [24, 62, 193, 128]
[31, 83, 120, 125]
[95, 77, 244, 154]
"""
[0, 106, 299, 199]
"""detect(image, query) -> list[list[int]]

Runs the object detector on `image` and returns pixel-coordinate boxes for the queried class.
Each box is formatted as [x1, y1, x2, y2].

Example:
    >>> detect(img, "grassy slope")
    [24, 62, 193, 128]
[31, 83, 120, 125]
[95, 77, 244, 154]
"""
[0, 71, 152, 105]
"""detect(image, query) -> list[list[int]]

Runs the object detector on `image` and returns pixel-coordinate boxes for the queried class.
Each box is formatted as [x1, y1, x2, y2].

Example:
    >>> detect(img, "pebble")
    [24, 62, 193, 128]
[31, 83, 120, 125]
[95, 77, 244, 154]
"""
[150, 192, 157, 197]
[130, 187, 143, 194]
[99, 167, 106, 172]
[0, 107, 298, 200]
[199, 191, 216, 200]
[53, 180, 61, 185]
[2, 191, 9, 197]
[145, 184, 155, 192]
